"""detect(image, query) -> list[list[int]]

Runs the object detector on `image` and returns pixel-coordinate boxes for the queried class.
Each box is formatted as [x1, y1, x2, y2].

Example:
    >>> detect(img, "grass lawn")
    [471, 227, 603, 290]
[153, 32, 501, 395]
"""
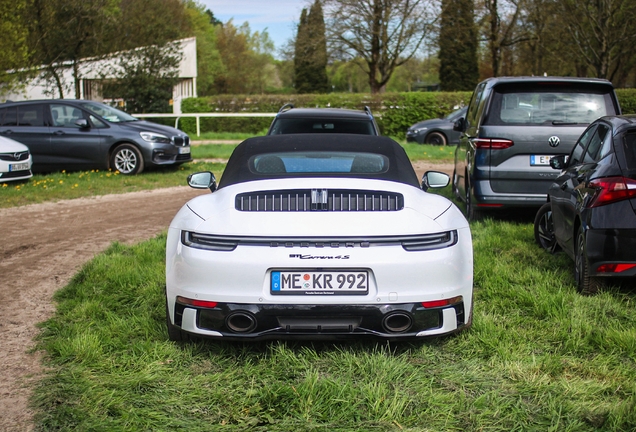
[32, 182, 636, 430]
[6, 141, 633, 429]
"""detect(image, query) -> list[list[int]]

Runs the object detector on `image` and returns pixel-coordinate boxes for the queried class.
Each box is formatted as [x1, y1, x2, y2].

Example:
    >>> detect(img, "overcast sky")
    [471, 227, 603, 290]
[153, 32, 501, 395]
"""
[198, 0, 310, 53]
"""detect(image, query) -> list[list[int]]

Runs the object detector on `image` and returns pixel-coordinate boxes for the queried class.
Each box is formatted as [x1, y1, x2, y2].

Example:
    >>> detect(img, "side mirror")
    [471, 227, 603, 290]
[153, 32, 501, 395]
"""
[453, 117, 466, 132]
[422, 171, 450, 191]
[188, 171, 217, 192]
[75, 118, 90, 129]
[549, 155, 568, 170]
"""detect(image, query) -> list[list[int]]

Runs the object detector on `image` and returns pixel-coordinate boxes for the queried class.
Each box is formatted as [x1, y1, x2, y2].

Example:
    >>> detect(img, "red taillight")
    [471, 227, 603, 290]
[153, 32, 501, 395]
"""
[596, 263, 636, 273]
[421, 296, 462, 308]
[588, 177, 636, 207]
[473, 138, 514, 149]
[176, 296, 218, 308]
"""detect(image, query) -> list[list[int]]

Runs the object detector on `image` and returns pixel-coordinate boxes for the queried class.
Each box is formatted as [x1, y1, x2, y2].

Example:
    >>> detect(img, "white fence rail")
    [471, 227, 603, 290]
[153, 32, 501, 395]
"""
[133, 113, 277, 136]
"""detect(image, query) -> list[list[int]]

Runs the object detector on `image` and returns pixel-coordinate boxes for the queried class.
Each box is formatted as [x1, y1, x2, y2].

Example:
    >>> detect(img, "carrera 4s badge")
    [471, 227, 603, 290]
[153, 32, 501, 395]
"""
[289, 254, 350, 260]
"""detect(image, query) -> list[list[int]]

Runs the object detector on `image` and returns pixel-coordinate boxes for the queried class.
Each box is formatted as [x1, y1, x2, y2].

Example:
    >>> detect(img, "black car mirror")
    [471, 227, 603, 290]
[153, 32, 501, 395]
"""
[550, 155, 568, 170]
[75, 118, 90, 129]
[453, 117, 466, 132]
[188, 171, 217, 192]
[422, 171, 450, 191]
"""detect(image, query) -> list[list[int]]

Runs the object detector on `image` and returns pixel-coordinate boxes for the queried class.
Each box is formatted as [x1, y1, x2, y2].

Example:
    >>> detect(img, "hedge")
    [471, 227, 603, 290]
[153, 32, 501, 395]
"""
[177, 92, 471, 138]
[153, 89, 636, 138]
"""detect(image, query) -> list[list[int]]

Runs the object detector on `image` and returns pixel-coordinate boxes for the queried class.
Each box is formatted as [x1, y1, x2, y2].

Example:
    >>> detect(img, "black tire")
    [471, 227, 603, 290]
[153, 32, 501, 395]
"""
[534, 203, 559, 253]
[452, 169, 462, 201]
[110, 143, 144, 175]
[425, 131, 447, 146]
[465, 182, 482, 221]
[574, 225, 604, 295]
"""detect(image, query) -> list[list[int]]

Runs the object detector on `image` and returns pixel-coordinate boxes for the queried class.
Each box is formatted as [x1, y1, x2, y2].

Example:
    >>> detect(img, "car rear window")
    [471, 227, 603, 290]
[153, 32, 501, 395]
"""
[250, 152, 388, 174]
[269, 118, 375, 135]
[486, 85, 616, 126]
[621, 132, 636, 170]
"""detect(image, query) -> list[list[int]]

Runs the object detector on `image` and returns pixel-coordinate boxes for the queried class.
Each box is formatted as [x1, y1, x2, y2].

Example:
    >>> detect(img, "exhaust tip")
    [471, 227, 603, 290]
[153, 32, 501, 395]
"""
[382, 312, 413, 333]
[226, 311, 257, 333]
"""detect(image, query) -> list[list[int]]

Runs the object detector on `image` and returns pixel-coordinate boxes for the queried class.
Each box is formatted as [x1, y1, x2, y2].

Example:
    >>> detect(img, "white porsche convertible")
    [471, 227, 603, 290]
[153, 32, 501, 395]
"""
[166, 134, 473, 341]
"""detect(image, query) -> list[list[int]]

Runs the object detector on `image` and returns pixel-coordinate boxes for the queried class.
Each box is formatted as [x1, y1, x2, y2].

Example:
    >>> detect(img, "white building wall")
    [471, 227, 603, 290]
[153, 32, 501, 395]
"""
[1, 37, 197, 114]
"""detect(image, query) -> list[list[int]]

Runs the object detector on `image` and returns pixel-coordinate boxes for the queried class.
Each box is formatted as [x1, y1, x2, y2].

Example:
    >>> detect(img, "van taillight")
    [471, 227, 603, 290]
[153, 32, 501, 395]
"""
[588, 177, 636, 207]
[473, 138, 514, 149]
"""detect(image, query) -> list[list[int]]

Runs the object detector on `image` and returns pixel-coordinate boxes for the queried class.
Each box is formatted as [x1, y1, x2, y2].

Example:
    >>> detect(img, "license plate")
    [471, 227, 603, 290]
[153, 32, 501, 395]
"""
[271, 270, 368, 295]
[9, 162, 29, 171]
[530, 155, 552, 166]
[178, 146, 190, 154]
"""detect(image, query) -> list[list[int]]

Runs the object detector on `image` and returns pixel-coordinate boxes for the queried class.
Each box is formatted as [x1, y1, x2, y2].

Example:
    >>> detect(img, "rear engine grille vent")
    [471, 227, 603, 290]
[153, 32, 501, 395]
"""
[236, 189, 404, 212]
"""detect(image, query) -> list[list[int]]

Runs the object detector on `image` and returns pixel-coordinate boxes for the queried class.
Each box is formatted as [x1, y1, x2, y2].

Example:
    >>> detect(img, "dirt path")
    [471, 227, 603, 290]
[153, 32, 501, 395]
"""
[0, 161, 451, 431]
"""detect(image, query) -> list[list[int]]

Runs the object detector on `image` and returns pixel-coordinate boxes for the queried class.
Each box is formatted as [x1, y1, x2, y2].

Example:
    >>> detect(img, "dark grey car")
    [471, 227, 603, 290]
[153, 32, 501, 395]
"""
[267, 105, 380, 136]
[0, 99, 191, 174]
[452, 76, 621, 220]
[406, 106, 467, 145]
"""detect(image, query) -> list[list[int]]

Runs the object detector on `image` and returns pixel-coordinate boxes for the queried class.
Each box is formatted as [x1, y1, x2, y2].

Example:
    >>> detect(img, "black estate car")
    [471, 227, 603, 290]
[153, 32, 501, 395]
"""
[267, 104, 380, 136]
[453, 76, 621, 220]
[534, 116, 636, 294]
[0, 99, 191, 174]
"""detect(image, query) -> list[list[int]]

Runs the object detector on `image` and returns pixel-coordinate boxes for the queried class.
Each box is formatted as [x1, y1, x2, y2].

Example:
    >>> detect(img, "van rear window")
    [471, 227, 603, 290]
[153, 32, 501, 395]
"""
[486, 88, 615, 126]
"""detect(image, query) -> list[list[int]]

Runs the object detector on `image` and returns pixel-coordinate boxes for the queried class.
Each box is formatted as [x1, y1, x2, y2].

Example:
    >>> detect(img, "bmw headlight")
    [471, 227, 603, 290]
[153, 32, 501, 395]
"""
[140, 131, 171, 144]
[413, 127, 428, 133]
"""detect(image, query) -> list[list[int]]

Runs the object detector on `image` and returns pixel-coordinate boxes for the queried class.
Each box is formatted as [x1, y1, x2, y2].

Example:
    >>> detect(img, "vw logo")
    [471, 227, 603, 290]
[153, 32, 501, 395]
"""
[548, 136, 560, 147]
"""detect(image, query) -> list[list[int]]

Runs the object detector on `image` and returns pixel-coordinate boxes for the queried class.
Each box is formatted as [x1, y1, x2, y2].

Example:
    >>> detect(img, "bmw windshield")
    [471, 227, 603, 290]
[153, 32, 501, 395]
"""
[79, 102, 139, 123]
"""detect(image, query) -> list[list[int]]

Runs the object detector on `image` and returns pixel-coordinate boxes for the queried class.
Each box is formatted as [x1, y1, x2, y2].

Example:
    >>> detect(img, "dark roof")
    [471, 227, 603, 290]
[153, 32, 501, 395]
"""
[597, 115, 636, 133]
[483, 76, 614, 86]
[0, 99, 89, 106]
[218, 134, 420, 189]
[275, 108, 373, 119]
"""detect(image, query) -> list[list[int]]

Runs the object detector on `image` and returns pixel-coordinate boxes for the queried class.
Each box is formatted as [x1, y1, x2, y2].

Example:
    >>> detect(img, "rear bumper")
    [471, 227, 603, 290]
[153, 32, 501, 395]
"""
[473, 179, 547, 207]
[586, 228, 636, 277]
[171, 300, 470, 340]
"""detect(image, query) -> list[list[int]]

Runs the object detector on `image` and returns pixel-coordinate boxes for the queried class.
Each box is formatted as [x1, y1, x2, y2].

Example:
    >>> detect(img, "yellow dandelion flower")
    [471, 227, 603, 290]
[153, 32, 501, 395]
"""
[59, 180, 64, 184]
[74, 183, 79, 187]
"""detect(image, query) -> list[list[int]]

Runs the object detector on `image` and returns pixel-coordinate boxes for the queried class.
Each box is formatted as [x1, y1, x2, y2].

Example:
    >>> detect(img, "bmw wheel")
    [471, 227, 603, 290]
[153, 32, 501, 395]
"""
[425, 132, 447, 146]
[111, 143, 144, 175]
[534, 203, 559, 253]
[575, 225, 603, 295]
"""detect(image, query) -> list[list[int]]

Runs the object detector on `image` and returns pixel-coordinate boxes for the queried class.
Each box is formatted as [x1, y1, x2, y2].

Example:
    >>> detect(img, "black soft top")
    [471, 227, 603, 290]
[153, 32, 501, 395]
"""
[218, 134, 420, 189]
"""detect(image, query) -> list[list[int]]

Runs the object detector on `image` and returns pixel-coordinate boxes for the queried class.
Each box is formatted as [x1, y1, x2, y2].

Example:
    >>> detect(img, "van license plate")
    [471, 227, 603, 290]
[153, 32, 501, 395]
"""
[530, 155, 552, 166]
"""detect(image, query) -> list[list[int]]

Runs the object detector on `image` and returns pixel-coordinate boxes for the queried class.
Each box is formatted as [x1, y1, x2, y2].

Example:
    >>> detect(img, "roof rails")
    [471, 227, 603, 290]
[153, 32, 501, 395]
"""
[279, 103, 294, 113]
[364, 106, 373, 117]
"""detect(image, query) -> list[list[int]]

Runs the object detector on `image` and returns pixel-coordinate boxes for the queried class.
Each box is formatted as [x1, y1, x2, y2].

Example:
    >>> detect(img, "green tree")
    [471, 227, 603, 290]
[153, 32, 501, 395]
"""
[478, 0, 529, 77]
[439, 0, 478, 91]
[214, 21, 276, 94]
[0, 0, 30, 91]
[294, 0, 329, 93]
[102, 42, 182, 113]
[324, 0, 436, 94]
[558, 0, 636, 81]
[183, 1, 223, 96]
